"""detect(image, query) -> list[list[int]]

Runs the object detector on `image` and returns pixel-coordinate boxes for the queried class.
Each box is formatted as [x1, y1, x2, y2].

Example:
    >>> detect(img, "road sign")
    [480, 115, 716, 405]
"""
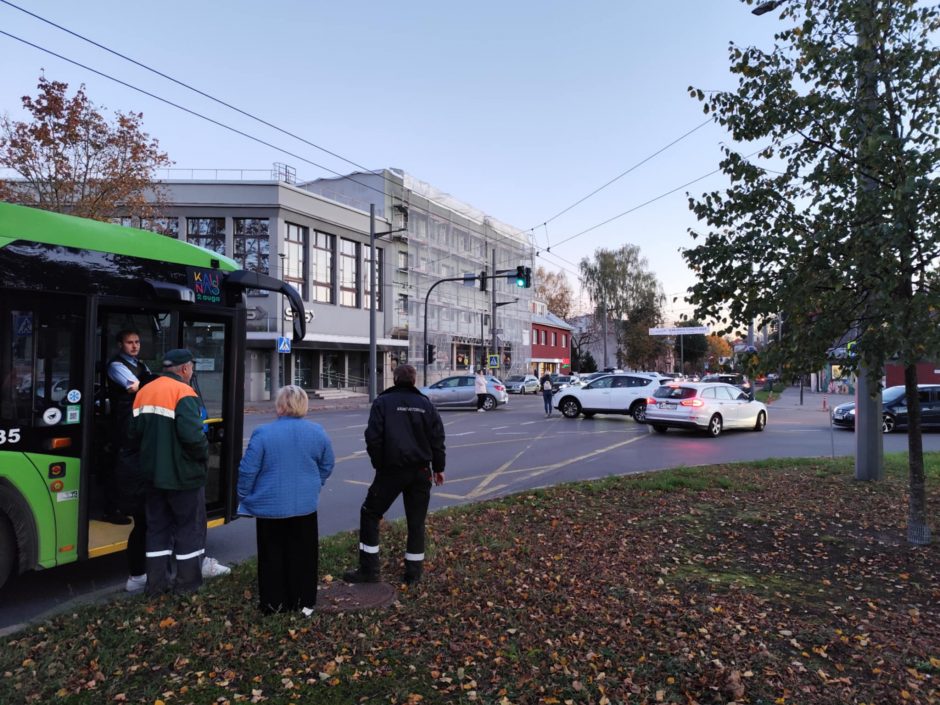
[276, 336, 291, 353]
[488, 354, 499, 368]
[648, 326, 709, 336]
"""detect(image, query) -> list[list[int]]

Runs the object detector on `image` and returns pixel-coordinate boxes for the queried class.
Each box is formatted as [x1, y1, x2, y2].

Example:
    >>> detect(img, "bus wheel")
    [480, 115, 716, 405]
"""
[0, 514, 16, 590]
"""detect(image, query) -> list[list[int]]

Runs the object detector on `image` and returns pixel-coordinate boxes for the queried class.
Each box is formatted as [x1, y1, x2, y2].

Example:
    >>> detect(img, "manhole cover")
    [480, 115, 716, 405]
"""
[316, 580, 397, 612]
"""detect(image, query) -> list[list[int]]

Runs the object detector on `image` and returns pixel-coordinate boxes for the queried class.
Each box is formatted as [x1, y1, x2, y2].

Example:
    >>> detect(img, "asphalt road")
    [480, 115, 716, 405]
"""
[1, 389, 934, 633]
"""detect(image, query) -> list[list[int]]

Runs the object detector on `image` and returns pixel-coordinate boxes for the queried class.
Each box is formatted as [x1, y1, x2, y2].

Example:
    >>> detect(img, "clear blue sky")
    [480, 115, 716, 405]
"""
[0, 0, 781, 322]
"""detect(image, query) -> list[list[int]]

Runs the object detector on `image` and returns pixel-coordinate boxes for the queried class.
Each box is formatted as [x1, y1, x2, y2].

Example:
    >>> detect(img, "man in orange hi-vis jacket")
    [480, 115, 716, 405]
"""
[130, 348, 209, 595]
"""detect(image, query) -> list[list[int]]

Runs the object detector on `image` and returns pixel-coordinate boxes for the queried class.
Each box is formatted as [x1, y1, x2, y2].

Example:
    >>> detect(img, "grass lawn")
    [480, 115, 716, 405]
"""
[2, 454, 938, 705]
[754, 383, 786, 404]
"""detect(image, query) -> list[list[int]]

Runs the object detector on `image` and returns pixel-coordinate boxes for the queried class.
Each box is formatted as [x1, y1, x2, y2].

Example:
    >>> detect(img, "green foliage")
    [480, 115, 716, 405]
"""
[578, 244, 664, 322]
[577, 349, 598, 373]
[685, 0, 940, 380]
[685, 0, 940, 543]
[671, 319, 709, 372]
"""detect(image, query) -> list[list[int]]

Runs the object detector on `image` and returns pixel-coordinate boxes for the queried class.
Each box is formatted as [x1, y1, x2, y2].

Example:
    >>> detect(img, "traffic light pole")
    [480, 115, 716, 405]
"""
[423, 275, 475, 386]
[423, 267, 532, 386]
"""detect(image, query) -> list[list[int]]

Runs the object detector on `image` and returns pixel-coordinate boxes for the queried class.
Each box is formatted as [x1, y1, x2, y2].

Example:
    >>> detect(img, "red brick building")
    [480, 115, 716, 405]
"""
[529, 304, 573, 376]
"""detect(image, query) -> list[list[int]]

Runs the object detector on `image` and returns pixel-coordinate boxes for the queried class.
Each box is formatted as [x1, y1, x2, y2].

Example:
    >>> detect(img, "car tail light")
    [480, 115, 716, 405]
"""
[647, 397, 658, 405]
[680, 398, 705, 407]
[494, 384, 505, 391]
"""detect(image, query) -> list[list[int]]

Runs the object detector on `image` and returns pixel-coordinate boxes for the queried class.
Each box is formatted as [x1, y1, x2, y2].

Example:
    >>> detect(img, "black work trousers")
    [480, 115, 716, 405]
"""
[359, 466, 432, 558]
[255, 512, 319, 615]
[145, 486, 206, 595]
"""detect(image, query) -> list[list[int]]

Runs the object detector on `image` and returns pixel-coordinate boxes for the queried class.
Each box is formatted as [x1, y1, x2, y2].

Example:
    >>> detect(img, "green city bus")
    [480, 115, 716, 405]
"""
[0, 202, 304, 590]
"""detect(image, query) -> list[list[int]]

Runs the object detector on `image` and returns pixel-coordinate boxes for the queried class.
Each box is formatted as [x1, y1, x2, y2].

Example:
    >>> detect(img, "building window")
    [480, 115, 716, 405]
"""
[234, 218, 270, 275]
[140, 216, 179, 238]
[339, 238, 359, 308]
[284, 222, 308, 300]
[552, 332, 557, 347]
[187, 217, 226, 254]
[312, 231, 334, 303]
[109, 216, 135, 228]
[363, 245, 383, 311]
[397, 250, 408, 271]
[397, 293, 409, 314]
[562, 334, 567, 349]
[541, 330, 546, 345]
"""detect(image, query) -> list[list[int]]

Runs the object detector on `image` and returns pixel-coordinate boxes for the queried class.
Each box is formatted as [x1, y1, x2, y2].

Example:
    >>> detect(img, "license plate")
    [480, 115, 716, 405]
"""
[658, 402, 676, 410]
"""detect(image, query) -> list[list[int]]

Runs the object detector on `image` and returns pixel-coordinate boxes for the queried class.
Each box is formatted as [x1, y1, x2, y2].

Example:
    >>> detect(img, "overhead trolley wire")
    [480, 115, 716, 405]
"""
[0, 0, 382, 181]
[0, 30, 395, 201]
[529, 117, 713, 235]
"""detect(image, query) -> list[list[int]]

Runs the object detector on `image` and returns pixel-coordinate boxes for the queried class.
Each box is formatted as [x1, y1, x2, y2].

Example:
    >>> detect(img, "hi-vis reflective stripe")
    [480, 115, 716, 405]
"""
[133, 405, 176, 419]
[405, 552, 425, 561]
[176, 548, 205, 561]
[359, 543, 379, 554]
[146, 549, 173, 558]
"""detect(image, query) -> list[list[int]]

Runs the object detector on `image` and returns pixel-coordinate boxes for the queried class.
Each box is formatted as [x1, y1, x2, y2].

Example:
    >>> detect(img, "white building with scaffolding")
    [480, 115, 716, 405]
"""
[304, 169, 537, 384]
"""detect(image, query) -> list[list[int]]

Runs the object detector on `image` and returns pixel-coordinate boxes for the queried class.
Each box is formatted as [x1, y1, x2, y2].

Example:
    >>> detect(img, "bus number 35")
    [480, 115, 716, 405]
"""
[0, 429, 22, 445]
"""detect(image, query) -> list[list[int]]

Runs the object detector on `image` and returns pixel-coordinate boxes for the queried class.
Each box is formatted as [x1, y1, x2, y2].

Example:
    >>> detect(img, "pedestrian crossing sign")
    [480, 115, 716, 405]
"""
[277, 336, 291, 353]
[488, 354, 499, 368]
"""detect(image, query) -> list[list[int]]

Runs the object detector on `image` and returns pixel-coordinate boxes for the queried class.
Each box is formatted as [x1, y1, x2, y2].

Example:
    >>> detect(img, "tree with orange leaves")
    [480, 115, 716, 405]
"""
[0, 75, 171, 221]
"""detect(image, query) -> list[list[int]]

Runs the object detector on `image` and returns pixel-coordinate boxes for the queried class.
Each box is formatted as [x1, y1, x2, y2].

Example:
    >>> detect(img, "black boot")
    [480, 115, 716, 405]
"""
[402, 559, 423, 585]
[343, 549, 380, 583]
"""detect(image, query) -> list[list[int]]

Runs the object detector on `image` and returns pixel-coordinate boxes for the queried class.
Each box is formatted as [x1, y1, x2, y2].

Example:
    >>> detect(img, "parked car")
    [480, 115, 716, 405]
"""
[550, 374, 579, 392]
[575, 372, 606, 385]
[552, 373, 669, 422]
[646, 382, 768, 437]
[419, 374, 509, 410]
[19, 376, 70, 403]
[831, 384, 940, 433]
[701, 373, 753, 399]
[505, 374, 540, 394]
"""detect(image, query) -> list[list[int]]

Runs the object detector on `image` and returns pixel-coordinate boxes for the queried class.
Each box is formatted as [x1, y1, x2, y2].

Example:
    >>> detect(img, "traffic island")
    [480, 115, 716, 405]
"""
[315, 580, 397, 612]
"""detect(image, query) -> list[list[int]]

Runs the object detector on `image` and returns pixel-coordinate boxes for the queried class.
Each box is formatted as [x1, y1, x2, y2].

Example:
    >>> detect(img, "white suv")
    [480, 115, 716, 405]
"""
[552, 373, 668, 422]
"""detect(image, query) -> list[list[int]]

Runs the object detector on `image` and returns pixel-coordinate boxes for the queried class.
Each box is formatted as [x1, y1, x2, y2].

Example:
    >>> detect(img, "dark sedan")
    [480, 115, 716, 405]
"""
[831, 384, 940, 433]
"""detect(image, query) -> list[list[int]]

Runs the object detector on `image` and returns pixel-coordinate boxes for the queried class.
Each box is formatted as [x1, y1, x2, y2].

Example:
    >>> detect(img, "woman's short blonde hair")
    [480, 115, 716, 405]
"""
[275, 385, 309, 418]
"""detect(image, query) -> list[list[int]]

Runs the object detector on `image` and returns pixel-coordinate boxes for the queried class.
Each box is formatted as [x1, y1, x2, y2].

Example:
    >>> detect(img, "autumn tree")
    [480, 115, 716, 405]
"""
[0, 75, 171, 220]
[706, 335, 733, 372]
[620, 290, 669, 370]
[534, 266, 574, 319]
[685, 0, 940, 543]
[579, 244, 664, 366]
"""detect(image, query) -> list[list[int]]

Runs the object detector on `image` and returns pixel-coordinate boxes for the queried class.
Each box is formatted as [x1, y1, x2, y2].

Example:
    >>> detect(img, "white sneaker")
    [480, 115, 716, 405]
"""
[477, 408, 485, 413]
[125, 574, 147, 593]
[202, 557, 232, 578]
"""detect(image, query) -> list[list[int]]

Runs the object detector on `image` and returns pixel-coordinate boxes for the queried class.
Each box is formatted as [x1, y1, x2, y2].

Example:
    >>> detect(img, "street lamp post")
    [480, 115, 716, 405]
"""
[369, 203, 408, 403]
[751, 0, 882, 480]
[278, 252, 286, 389]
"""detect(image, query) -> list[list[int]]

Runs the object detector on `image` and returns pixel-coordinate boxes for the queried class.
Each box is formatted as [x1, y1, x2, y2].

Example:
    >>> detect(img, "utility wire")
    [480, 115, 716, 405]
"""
[530, 117, 712, 234]
[546, 140, 790, 250]
[3, 0, 735, 261]
[0, 0, 382, 181]
[0, 30, 394, 201]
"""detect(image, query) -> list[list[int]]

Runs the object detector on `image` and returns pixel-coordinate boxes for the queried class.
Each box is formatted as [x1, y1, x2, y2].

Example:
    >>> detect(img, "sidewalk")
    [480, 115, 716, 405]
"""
[243, 395, 371, 416]
[764, 384, 851, 412]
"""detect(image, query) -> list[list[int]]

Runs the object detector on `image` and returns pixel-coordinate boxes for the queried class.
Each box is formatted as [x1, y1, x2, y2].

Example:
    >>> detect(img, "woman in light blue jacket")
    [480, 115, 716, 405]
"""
[237, 385, 335, 615]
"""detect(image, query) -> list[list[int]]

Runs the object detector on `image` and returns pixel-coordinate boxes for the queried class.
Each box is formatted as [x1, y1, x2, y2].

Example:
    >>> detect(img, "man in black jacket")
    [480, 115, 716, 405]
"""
[344, 364, 446, 585]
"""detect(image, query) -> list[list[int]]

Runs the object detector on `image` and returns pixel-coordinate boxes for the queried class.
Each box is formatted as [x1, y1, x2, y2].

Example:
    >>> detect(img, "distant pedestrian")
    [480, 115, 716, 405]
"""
[539, 372, 554, 417]
[475, 369, 488, 412]
[131, 348, 211, 595]
[344, 364, 446, 585]
[238, 386, 335, 616]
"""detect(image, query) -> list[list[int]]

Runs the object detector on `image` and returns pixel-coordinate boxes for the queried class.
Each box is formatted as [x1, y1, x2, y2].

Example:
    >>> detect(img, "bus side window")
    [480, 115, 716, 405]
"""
[1, 309, 35, 425]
